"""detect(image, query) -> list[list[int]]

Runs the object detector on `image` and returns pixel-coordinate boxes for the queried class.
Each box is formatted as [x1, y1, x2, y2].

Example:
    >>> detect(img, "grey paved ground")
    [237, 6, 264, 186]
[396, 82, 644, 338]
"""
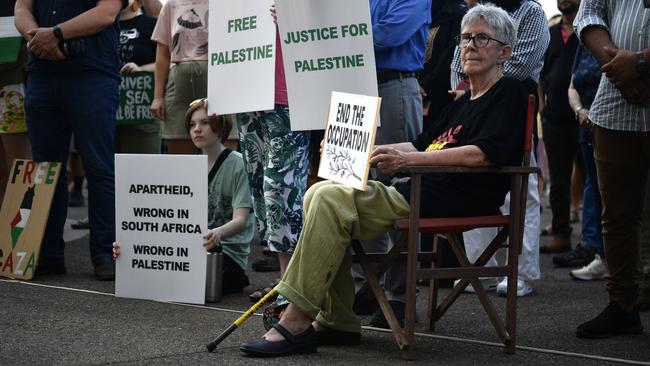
[2, 195, 650, 365]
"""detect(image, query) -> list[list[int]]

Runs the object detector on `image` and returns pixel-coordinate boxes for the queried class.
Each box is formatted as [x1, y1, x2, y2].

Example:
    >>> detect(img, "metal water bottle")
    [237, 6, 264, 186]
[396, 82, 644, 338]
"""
[205, 249, 223, 303]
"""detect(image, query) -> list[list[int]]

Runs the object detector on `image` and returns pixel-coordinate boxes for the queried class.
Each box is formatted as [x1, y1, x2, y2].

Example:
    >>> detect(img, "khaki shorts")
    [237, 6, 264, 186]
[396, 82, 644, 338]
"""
[163, 60, 208, 139]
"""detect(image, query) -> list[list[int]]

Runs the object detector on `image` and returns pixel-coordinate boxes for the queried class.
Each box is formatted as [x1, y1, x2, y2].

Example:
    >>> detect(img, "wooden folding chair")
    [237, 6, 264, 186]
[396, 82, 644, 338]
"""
[353, 95, 538, 360]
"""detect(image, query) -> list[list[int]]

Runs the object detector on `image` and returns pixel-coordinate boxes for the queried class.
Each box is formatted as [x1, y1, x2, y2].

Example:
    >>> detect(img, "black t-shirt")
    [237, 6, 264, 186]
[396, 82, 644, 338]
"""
[28, 0, 128, 80]
[408, 76, 527, 217]
[540, 24, 579, 123]
[118, 15, 157, 67]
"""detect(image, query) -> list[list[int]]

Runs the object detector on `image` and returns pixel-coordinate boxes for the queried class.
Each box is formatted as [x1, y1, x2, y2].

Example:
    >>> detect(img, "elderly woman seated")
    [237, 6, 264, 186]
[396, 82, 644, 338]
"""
[240, 3, 527, 357]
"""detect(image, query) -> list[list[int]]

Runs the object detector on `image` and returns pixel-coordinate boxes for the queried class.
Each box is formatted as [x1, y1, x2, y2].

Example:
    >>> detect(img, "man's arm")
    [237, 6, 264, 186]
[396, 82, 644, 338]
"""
[54, 0, 124, 39]
[14, 0, 37, 41]
[26, 0, 124, 59]
[502, 3, 549, 81]
[373, 0, 429, 49]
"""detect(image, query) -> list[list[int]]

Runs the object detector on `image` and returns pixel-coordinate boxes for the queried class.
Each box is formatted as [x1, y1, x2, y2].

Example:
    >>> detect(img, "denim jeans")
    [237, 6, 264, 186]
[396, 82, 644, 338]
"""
[25, 71, 118, 263]
[579, 126, 603, 255]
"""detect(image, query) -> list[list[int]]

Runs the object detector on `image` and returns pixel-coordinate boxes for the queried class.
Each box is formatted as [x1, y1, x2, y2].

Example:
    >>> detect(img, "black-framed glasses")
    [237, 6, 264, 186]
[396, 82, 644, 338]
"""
[456, 33, 507, 48]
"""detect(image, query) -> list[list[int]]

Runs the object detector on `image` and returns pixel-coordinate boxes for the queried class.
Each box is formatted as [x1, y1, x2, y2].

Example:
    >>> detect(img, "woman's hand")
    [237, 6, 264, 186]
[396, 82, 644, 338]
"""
[112, 242, 121, 261]
[203, 228, 222, 251]
[150, 97, 165, 120]
[369, 146, 412, 174]
[121, 62, 142, 73]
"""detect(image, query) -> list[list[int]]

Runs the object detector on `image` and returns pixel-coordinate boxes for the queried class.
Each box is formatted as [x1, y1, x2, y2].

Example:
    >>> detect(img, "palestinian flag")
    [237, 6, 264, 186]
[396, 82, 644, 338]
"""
[0, 16, 23, 64]
[10, 186, 34, 249]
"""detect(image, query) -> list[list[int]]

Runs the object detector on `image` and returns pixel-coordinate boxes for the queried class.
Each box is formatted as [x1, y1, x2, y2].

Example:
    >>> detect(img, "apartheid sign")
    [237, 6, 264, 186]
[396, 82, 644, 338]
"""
[318, 92, 380, 190]
[115, 154, 208, 304]
[208, 0, 276, 115]
[116, 72, 155, 126]
[0, 160, 61, 280]
[276, 0, 378, 131]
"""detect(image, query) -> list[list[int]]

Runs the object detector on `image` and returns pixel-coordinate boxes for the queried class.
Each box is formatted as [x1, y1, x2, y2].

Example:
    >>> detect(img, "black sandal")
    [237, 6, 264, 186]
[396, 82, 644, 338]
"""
[240, 323, 318, 357]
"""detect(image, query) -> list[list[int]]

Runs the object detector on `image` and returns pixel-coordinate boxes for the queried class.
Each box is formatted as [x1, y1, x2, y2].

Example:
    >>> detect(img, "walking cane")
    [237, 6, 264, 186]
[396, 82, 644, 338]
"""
[206, 288, 279, 352]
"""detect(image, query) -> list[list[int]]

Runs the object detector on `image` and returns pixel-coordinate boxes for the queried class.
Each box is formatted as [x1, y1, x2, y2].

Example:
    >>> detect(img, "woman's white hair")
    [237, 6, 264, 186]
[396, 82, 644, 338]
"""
[460, 3, 518, 47]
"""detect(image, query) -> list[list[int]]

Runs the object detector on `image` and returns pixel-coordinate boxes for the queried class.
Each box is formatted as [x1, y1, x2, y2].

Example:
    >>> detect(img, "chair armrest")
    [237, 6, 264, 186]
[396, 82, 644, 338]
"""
[399, 165, 540, 175]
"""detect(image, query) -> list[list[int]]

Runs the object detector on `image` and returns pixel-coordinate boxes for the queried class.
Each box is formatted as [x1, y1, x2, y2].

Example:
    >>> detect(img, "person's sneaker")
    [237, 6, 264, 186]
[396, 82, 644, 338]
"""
[496, 278, 532, 297]
[453, 278, 497, 293]
[540, 235, 571, 253]
[570, 254, 607, 281]
[576, 302, 643, 338]
[553, 244, 595, 268]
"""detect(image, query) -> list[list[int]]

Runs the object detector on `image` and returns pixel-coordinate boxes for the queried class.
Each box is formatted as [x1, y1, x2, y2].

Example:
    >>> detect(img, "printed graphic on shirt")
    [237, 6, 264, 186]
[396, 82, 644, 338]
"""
[172, 8, 208, 57]
[119, 28, 140, 62]
[426, 125, 463, 152]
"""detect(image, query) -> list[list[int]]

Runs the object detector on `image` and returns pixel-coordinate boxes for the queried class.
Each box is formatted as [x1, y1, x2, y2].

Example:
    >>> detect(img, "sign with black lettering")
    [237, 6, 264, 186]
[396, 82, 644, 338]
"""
[115, 154, 208, 304]
[208, 0, 276, 114]
[276, 0, 378, 130]
[318, 92, 380, 190]
[116, 72, 155, 126]
[0, 160, 61, 280]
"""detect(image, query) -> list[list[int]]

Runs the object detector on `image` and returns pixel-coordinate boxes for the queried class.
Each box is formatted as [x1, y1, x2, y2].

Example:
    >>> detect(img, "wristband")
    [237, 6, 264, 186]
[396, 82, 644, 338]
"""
[53, 25, 64, 43]
[574, 107, 584, 121]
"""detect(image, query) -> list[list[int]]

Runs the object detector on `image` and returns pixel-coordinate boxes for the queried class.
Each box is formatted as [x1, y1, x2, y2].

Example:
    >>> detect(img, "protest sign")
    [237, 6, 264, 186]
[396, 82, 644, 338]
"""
[116, 72, 155, 126]
[115, 154, 208, 304]
[0, 160, 61, 280]
[0, 17, 22, 64]
[318, 92, 380, 190]
[276, 0, 378, 131]
[207, 0, 276, 115]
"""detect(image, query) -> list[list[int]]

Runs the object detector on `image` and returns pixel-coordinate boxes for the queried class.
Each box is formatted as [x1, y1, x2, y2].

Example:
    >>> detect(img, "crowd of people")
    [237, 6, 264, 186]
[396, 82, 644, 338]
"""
[1, 0, 649, 358]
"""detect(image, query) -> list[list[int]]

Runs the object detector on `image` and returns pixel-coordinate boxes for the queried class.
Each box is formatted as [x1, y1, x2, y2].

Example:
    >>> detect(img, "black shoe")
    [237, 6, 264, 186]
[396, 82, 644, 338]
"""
[368, 300, 415, 329]
[252, 257, 280, 272]
[576, 302, 643, 338]
[34, 258, 66, 276]
[552, 244, 595, 268]
[93, 257, 115, 281]
[316, 326, 361, 346]
[353, 284, 378, 315]
[240, 324, 317, 357]
[68, 191, 85, 207]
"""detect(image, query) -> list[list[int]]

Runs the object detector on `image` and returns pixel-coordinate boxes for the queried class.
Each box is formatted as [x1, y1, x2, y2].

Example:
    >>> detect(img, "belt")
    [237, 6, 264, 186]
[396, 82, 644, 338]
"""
[377, 70, 416, 84]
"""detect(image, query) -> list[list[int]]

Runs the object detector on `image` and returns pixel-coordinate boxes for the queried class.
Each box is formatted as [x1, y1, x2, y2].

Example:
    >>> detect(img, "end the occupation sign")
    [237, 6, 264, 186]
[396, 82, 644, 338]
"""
[276, 0, 378, 131]
[318, 92, 381, 191]
[115, 154, 208, 304]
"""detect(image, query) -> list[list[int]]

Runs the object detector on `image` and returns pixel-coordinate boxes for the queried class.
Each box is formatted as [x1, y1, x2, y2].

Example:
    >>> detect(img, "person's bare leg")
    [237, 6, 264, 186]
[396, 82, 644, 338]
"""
[262, 303, 313, 341]
[166, 139, 196, 154]
[279, 252, 291, 277]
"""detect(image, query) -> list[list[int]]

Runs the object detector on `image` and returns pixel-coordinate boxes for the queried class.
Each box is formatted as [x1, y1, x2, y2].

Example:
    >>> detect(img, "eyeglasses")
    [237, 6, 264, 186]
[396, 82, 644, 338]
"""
[456, 33, 507, 48]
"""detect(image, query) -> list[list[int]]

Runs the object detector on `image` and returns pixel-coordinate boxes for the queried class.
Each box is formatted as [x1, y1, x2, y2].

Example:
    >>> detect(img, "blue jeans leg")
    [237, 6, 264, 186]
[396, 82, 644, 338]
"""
[61, 73, 118, 261]
[25, 74, 71, 261]
[579, 126, 604, 255]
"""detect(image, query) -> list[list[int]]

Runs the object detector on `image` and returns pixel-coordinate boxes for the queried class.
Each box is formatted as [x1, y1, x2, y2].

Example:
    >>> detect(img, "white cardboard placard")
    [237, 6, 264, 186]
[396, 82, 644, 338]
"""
[318, 91, 381, 190]
[276, 0, 378, 131]
[207, 0, 276, 115]
[115, 154, 208, 304]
